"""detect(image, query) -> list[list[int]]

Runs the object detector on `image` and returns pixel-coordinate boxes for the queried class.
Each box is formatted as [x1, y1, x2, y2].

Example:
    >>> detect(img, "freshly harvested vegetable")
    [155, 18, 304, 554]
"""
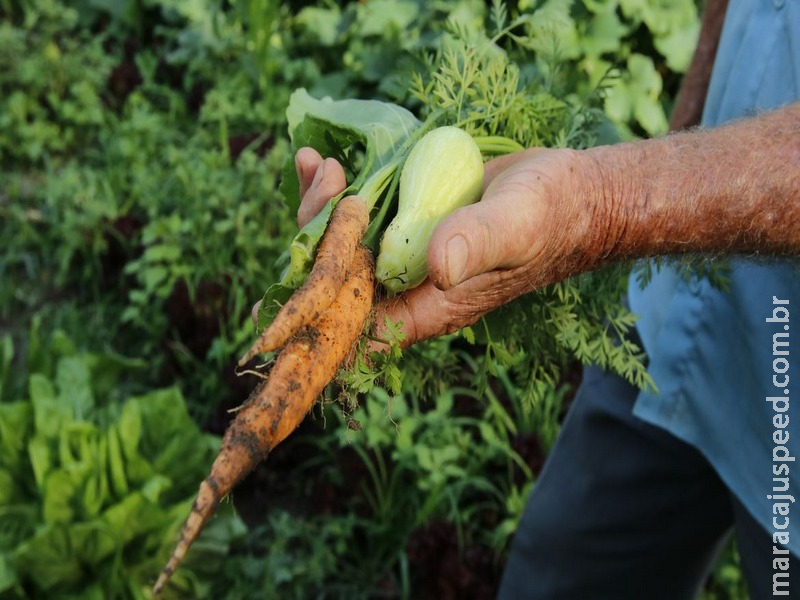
[375, 126, 484, 295]
[238, 195, 370, 366]
[156, 17, 656, 594]
[154, 244, 375, 596]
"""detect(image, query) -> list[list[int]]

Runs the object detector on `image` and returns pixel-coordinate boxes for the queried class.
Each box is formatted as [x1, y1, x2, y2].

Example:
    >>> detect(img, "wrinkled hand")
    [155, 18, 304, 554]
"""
[280, 145, 607, 348]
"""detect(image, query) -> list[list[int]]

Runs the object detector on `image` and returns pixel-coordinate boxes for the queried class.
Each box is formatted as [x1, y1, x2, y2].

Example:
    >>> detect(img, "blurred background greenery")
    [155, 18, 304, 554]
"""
[0, 0, 748, 598]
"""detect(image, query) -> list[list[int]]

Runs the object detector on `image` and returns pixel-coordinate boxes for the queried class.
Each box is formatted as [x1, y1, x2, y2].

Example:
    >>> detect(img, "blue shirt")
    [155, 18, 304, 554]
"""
[629, 0, 800, 556]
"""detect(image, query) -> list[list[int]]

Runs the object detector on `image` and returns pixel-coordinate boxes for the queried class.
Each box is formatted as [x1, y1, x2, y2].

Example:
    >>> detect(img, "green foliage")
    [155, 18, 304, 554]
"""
[0, 327, 246, 599]
[634, 254, 733, 294]
[289, 0, 488, 101]
[409, 23, 606, 150]
[0, 0, 299, 420]
[495, 0, 700, 138]
[700, 540, 750, 600]
[0, 5, 113, 164]
[211, 512, 364, 600]
[212, 377, 543, 598]
[578, 0, 700, 136]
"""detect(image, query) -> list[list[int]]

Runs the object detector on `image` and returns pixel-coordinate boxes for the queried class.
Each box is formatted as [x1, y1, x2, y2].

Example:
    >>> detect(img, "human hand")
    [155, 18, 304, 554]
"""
[289, 145, 611, 348]
[263, 102, 800, 345]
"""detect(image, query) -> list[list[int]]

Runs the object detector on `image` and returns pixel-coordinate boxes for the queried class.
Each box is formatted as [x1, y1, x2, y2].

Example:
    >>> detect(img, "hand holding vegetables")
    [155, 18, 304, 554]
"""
[292, 101, 800, 346]
[292, 145, 612, 346]
[159, 89, 800, 595]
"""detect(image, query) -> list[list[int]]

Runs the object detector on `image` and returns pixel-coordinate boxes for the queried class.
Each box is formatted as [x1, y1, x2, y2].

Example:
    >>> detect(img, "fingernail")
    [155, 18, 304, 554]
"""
[310, 160, 325, 190]
[445, 235, 468, 286]
[294, 153, 303, 179]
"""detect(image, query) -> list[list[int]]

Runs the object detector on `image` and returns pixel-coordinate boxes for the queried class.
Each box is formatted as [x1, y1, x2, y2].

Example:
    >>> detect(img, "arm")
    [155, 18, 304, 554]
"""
[293, 103, 800, 346]
[391, 103, 800, 343]
[589, 102, 800, 261]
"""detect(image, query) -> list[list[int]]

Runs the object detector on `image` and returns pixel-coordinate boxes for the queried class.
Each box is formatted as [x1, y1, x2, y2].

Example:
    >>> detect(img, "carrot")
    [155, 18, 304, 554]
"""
[238, 195, 370, 367]
[153, 244, 375, 596]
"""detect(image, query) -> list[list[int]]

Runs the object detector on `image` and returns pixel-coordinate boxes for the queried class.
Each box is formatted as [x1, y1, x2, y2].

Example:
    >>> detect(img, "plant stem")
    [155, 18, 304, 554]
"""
[473, 135, 525, 155]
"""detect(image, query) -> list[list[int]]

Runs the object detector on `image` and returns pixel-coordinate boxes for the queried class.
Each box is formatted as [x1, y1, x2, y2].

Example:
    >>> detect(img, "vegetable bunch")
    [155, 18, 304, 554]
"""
[155, 15, 653, 594]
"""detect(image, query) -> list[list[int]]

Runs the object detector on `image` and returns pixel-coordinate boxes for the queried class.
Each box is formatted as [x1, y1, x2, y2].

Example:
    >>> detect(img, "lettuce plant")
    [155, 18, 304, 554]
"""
[0, 327, 245, 599]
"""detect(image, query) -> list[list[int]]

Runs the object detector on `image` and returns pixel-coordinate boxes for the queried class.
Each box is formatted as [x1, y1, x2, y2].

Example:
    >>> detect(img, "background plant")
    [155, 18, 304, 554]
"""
[0, 324, 245, 599]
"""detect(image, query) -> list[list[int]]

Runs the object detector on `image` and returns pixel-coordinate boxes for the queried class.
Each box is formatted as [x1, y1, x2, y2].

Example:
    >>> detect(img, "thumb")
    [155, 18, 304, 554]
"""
[427, 176, 549, 290]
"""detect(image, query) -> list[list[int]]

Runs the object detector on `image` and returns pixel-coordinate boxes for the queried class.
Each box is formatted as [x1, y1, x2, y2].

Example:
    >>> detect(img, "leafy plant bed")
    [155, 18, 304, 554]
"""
[0, 327, 247, 599]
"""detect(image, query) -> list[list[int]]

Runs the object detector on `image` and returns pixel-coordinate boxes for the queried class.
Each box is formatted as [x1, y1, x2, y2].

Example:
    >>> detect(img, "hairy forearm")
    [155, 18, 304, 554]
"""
[587, 102, 800, 261]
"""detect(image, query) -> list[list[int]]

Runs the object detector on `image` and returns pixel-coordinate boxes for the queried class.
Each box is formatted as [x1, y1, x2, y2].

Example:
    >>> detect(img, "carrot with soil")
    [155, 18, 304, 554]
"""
[154, 243, 375, 596]
[238, 195, 370, 367]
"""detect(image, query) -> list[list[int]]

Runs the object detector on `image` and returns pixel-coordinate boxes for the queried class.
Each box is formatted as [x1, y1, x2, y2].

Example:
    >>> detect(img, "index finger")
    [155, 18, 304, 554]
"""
[296, 154, 348, 228]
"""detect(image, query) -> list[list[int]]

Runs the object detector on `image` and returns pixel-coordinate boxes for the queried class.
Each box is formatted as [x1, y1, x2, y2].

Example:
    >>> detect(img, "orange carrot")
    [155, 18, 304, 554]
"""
[238, 195, 370, 367]
[153, 244, 374, 597]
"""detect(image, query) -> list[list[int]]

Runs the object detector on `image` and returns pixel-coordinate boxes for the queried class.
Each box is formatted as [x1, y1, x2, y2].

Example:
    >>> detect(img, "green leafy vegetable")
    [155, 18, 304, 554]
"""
[0, 331, 246, 600]
[281, 88, 422, 214]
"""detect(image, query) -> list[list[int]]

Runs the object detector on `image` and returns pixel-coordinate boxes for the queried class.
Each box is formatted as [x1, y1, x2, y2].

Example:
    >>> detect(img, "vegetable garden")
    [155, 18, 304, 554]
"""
[0, 0, 748, 598]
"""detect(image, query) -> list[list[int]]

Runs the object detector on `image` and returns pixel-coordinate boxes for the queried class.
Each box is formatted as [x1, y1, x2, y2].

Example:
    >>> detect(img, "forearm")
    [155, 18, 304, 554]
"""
[588, 102, 800, 261]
